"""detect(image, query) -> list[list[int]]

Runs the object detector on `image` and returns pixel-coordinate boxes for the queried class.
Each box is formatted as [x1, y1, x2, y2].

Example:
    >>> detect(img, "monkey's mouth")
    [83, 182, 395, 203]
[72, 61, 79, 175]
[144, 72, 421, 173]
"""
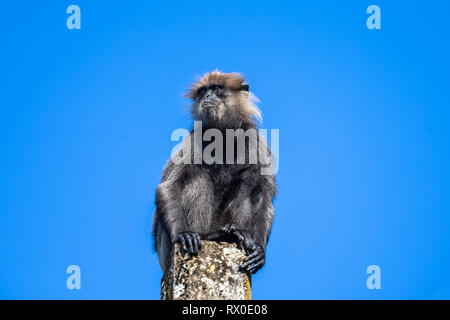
[200, 100, 223, 120]
[200, 102, 217, 115]
[201, 100, 217, 108]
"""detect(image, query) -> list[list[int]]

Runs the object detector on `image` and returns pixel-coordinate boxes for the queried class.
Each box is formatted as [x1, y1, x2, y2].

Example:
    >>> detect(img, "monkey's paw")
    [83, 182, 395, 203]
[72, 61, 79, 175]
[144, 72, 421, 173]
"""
[240, 244, 265, 274]
[232, 230, 255, 253]
[220, 224, 252, 249]
[220, 223, 237, 234]
[176, 232, 202, 256]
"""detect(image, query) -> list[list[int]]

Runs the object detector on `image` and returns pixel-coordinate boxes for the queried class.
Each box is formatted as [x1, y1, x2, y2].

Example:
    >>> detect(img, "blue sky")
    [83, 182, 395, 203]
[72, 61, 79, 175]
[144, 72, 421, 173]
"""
[1, 1, 450, 299]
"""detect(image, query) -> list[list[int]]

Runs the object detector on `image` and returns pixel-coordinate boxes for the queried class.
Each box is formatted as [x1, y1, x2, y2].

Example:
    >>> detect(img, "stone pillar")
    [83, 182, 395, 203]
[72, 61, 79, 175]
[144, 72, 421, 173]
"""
[161, 241, 251, 300]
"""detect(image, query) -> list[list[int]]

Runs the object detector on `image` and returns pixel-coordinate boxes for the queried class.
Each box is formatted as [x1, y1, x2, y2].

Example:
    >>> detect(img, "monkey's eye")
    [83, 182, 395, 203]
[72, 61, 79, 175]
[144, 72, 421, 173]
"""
[210, 84, 224, 95]
[196, 86, 207, 99]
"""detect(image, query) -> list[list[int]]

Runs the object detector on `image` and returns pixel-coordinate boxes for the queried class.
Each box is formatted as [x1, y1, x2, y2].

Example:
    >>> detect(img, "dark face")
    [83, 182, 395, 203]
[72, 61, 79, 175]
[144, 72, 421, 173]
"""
[194, 83, 228, 122]
[196, 84, 226, 108]
[191, 82, 252, 127]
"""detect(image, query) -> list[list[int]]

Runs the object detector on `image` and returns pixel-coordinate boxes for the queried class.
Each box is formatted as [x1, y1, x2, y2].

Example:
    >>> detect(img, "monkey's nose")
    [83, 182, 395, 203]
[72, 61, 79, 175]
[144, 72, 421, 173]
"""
[202, 96, 215, 106]
[205, 91, 215, 99]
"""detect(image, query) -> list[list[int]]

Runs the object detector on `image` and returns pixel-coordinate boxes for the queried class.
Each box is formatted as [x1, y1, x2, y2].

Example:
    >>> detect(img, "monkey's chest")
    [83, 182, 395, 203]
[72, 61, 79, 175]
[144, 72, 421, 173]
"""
[204, 164, 243, 189]
[202, 164, 246, 214]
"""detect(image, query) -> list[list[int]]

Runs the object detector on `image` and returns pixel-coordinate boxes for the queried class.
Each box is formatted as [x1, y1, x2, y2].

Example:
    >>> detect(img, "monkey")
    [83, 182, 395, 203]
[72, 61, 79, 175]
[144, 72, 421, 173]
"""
[152, 70, 277, 274]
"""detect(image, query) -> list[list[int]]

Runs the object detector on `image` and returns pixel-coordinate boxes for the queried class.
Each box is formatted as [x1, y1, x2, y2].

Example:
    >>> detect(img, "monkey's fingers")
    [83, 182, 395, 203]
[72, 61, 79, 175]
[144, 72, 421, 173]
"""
[241, 250, 264, 270]
[250, 259, 265, 274]
[232, 230, 253, 253]
[191, 234, 199, 254]
[184, 233, 194, 254]
[241, 251, 263, 268]
[241, 254, 265, 272]
[238, 231, 255, 252]
[220, 224, 236, 234]
[176, 234, 188, 254]
[189, 233, 202, 254]
[243, 250, 259, 262]
[233, 230, 245, 242]
[177, 232, 202, 255]
[195, 234, 202, 250]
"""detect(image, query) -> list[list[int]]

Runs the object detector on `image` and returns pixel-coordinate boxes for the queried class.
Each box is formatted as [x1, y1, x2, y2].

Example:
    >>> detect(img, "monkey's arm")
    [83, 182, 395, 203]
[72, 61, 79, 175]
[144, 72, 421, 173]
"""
[155, 180, 184, 240]
[233, 170, 276, 273]
[155, 133, 205, 256]
[239, 138, 277, 273]
[221, 176, 275, 273]
[155, 175, 202, 255]
[239, 192, 274, 273]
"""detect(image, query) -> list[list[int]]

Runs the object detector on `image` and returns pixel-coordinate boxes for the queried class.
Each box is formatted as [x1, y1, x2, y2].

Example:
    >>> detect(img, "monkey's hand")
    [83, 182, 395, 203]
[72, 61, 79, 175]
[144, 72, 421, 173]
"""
[220, 224, 254, 251]
[218, 225, 265, 273]
[241, 243, 265, 274]
[175, 232, 202, 256]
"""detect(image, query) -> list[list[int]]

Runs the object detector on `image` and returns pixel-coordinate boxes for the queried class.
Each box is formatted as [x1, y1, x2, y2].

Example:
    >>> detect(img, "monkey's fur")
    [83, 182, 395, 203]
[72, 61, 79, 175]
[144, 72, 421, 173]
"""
[152, 71, 277, 274]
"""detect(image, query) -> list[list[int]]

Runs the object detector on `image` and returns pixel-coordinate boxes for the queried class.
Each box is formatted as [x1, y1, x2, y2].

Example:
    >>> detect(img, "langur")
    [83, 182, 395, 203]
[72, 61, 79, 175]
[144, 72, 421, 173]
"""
[152, 70, 277, 274]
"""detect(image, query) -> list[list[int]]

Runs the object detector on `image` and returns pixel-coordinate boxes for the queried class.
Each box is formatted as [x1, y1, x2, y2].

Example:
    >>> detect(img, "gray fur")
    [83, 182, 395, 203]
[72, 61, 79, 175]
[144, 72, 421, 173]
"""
[152, 74, 277, 272]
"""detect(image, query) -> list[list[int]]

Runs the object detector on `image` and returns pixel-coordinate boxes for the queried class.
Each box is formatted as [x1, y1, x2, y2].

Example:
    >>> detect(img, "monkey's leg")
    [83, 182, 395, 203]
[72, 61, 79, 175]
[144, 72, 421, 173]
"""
[236, 188, 274, 274]
[241, 197, 274, 274]
[218, 183, 266, 273]
[177, 170, 215, 255]
[156, 174, 204, 256]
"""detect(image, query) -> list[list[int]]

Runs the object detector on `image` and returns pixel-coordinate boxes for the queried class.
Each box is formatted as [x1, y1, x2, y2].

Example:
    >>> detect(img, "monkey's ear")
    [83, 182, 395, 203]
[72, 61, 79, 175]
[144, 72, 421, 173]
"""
[240, 84, 249, 91]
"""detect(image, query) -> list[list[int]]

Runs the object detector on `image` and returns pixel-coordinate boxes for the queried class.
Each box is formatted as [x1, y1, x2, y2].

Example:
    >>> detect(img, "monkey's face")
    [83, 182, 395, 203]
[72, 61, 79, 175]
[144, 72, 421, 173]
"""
[187, 71, 261, 127]
[193, 83, 228, 122]
[193, 83, 250, 125]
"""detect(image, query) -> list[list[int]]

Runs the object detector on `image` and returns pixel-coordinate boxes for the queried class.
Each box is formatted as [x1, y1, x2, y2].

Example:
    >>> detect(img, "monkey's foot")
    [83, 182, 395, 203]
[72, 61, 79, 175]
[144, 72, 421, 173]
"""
[241, 244, 265, 274]
[176, 232, 202, 256]
[232, 230, 255, 253]
[220, 225, 254, 253]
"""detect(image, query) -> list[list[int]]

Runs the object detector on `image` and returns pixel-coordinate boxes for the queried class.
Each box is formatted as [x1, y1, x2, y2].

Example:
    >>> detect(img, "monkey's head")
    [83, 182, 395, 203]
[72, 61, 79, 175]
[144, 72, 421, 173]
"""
[186, 70, 261, 128]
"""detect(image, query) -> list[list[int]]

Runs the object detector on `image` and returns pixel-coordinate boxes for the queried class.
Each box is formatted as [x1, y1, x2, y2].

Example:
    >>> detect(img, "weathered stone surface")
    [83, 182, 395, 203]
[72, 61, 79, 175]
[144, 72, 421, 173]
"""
[161, 241, 251, 300]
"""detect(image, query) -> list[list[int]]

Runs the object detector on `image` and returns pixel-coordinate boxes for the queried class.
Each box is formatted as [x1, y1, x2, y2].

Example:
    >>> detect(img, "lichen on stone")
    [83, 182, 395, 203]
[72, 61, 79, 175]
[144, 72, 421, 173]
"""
[161, 241, 251, 300]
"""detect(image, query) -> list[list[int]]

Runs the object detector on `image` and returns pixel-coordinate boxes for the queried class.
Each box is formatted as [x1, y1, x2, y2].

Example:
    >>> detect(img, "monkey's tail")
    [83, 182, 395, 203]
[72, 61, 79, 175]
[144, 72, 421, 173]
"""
[152, 211, 171, 272]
